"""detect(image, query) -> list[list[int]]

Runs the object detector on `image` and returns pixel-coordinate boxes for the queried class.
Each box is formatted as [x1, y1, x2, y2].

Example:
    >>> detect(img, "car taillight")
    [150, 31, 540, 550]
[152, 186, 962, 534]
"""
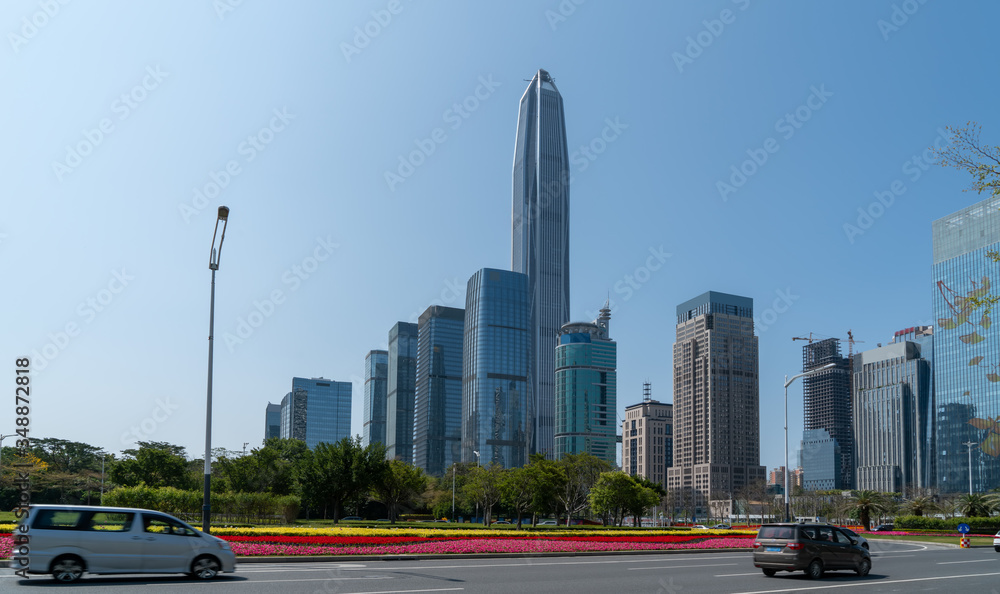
[787, 542, 803, 550]
[751, 541, 761, 548]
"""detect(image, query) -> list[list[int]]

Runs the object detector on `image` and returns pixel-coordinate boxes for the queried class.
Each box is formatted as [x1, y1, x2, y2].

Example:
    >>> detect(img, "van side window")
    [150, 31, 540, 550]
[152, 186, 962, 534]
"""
[142, 514, 197, 536]
[86, 512, 134, 532]
[33, 510, 84, 530]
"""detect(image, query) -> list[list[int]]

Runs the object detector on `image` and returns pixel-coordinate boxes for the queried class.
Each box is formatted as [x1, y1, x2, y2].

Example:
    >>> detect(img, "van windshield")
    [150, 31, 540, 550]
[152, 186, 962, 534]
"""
[757, 526, 795, 539]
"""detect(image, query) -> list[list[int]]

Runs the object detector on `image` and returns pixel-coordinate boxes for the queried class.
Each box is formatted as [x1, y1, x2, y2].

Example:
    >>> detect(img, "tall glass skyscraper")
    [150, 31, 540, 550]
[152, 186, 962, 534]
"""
[362, 349, 388, 448]
[554, 304, 617, 465]
[386, 322, 418, 463]
[462, 268, 531, 468]
[264, 402, 281, 441]
[279, 377, 351, 449]
[801, 339, 854, 489]
[412, 306, 464, 476]
[512, 68, 570, 458]
[933, 197, 1000, 492]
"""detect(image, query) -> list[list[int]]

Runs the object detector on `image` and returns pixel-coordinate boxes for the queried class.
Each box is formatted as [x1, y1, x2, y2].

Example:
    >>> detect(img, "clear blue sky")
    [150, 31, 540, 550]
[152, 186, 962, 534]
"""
[3, 1, 997, 472]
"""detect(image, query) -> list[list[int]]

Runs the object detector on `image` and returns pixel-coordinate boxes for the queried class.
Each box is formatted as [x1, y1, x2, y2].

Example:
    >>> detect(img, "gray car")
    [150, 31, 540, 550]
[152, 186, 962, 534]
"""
[752, 523, 871, 579]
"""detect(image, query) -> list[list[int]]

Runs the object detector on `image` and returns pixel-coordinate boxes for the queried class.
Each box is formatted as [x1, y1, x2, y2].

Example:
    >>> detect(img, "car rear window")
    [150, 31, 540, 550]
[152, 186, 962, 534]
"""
[33, 510, 84, 530]
[757, 526, 795, 539]
[32, 510, 135, 531]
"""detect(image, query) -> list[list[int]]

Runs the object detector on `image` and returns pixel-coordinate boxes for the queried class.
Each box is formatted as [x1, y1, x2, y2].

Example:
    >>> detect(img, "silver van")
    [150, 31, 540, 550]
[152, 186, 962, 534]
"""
[12, 505, 236, 582]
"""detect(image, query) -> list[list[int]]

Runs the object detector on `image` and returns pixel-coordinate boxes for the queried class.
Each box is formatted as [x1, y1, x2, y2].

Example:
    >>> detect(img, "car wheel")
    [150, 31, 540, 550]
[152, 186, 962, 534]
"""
[995, 546, 1000, 553]
[762, 568, 777, 577]
[855, 558, 871, 576]
[51, 556, 85, 583]
[805, 559, 824, 580]
[190, 556, 221, 580]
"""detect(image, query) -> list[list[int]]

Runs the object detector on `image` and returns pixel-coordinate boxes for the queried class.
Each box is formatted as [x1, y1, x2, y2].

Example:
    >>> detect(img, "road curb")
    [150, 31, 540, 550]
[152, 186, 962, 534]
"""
[236, 547, 754, 564]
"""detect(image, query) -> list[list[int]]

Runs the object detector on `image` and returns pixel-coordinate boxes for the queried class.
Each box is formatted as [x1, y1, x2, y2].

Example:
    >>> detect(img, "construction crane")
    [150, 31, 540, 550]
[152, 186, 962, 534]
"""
[791, 331, 865, 382]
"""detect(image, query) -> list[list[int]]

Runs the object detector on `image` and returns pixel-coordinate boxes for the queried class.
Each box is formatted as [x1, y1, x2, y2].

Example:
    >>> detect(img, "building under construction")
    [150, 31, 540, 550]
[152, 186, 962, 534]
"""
[801, 338, 854, 489]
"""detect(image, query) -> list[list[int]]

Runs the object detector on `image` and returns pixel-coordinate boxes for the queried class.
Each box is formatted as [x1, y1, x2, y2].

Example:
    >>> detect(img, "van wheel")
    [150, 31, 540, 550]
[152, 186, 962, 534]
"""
[51, 556, 85, 583]
[762, 568, 777, 577]
[855, 558, 871, 576]
[805, 559, 824, 579]
[190, 556, 221, 580]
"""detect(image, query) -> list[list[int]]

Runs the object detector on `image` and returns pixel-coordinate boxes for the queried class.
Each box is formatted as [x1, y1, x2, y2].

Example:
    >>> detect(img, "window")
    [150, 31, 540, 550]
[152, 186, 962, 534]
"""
[142, 514, 198, 536]
[87, 512, 134, 532]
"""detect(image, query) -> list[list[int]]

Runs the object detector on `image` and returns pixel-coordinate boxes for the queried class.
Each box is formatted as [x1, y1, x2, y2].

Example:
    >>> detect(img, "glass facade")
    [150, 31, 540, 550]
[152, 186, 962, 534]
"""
[386, 322, 418, 463]
[362, 350, 388, 448]
[512, 69, 570, 458]
[933, 197, 1000, 493]
[462, 268, 530, 468]
[264, 403, 281, 442]
[799, 429, 840, 491]
[801, 339, 854, 489]
[853, 333, 934, 496]
[412, 306, 464, 476]
[279, 377, 351, 449]
[554, 311, 617, 465]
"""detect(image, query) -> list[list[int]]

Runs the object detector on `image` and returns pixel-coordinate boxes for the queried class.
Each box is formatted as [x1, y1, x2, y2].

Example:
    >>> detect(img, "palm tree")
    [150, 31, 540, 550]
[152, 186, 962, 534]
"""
[955, 493, 995, 518]
[903, 494, 939, 517]
[843, 490, 889, 531]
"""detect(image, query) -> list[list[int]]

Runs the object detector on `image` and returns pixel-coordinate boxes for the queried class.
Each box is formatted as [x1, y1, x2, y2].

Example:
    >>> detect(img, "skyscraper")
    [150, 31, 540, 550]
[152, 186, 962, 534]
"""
[667, 291, 765, 519]
[462, 268, 531, 468]
[622, 383, 673, 492]
[554, 303, 616, 464]
[512, 68, 570, 458]
[853, 327, 934, 496]
[386, 322, 418, 463]
[264, 402, 281, 441]
[801, 338, 854, 489]
[279, 377, 352, 449]
[933, 196, 1000, 492]
[412, 306, 464, 476]
[362, 349, 388, 448]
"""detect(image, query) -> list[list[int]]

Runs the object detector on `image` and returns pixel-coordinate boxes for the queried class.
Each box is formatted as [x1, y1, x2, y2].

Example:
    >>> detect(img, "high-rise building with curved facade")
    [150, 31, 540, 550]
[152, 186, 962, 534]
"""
[512, 68, 570, 458]
[462, 268, 530, 468]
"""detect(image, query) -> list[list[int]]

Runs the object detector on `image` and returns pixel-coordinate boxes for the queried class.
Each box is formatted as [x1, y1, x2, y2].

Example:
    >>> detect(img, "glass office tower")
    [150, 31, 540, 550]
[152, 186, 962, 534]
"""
[801, 339, 854, 489]
[554, 303, 617, 465]
[933, 197, 1000, 492]
[362, 349, 388, 448]
[279, 377, 351, 449]
[264, 402, 281, 441]
[462, 268, 530, 468]
[412, 306, 464, 476]
[512, 68, 570, 458]
[387, 323, 418, 463]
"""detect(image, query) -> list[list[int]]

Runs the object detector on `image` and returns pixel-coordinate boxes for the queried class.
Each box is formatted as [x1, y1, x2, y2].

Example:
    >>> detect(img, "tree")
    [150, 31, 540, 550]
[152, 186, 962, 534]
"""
[373, 460, 427, 523]
[588, 471, 637, 526]
[842, 490, 889, 531]
[525, 455, 566, 525]
[300, 436, 388, 521]
[110, 443, 191, 489]
[955, 493, 995, 517]
[463, 463, 503, 525]
[903, 493, 938, 517]
[553, 453, 610, 525]
[500, 466, 535, 529]
[933, 123, 1000, 311]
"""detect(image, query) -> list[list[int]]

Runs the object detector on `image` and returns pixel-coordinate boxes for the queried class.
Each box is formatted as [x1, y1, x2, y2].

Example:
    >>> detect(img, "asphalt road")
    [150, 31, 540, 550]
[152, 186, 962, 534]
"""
[3, 540, 999, 593]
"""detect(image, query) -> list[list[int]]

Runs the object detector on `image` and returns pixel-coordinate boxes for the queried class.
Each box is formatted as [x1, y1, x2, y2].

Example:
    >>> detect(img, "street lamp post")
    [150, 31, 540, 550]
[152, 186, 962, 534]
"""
[203, 206, 230, 534]
[783, 362, 836, 522]
[472, 451, 481, 523]
[451, 463, 456, 522]
[963, 440, 978, 495]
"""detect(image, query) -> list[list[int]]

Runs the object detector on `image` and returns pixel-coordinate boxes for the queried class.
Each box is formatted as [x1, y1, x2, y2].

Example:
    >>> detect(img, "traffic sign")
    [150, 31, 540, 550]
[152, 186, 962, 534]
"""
[957, 523, 971, 534]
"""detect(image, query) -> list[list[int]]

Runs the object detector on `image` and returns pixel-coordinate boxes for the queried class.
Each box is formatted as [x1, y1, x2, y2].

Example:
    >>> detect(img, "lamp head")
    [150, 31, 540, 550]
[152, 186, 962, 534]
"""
[217, 206, 230, 221]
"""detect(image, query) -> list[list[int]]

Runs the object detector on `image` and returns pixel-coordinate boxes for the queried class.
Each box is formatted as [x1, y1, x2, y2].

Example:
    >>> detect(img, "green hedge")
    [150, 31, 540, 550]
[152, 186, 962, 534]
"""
[895, 515, 1000, 532]
[103, 486, 299, 524]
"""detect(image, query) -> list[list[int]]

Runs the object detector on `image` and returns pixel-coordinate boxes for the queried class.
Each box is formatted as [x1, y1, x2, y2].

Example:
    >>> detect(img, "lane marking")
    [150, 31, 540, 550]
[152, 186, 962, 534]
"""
[715, 572, 764, 577]
[938, 559, 997, 564]
[149, 576, 392, 586]
[629, 563, 738, 570]
[730, 571, 1000, 594]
